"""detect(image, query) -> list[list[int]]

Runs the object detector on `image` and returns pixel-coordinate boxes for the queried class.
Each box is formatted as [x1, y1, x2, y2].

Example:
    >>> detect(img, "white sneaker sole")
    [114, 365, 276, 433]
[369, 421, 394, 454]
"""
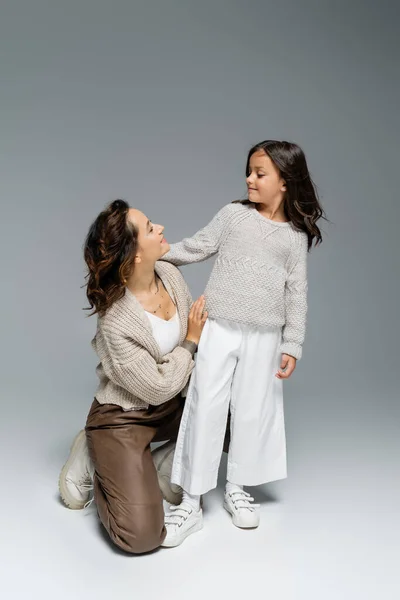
[223, 501, 260, 529]
[161, 516, 203, 548]
[58, 430, 89, 510]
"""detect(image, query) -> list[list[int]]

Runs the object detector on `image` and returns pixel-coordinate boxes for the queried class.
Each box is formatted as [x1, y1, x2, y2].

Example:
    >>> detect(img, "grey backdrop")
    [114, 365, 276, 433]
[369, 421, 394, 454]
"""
[1, 1, 399, 599]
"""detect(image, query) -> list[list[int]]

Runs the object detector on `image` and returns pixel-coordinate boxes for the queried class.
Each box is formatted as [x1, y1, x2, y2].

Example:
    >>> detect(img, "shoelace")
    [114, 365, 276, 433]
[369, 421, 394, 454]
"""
[228, 490, 260, 512]
[84, 496, 95, 509]
[66, 476, 94, 509]
[65, 477, 93, 492]
[164, 504, 194, 528]
[79, 481, 94, 509]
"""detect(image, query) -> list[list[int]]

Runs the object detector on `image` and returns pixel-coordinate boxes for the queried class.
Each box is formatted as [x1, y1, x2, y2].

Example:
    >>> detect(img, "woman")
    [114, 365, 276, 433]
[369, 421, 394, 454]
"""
[59, 199, 225, 554]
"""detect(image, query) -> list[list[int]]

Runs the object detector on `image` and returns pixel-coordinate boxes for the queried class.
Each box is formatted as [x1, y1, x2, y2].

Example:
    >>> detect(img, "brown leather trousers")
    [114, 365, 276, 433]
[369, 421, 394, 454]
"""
[85, 395, 230, 554]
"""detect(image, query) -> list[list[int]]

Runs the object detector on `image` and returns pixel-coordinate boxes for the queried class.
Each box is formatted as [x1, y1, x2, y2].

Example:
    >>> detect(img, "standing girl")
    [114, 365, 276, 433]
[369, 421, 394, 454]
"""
[160, 140, 325, 547]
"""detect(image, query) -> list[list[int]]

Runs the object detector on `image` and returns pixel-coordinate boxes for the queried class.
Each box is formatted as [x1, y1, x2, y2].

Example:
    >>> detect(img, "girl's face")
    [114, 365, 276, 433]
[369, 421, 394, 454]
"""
[127, 208, 170, 264]
[246, 150, 286, 206]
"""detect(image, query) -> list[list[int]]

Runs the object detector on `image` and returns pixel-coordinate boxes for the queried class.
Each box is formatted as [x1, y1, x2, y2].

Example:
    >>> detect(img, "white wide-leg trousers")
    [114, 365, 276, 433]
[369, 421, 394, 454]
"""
[171, 318, 287, 495]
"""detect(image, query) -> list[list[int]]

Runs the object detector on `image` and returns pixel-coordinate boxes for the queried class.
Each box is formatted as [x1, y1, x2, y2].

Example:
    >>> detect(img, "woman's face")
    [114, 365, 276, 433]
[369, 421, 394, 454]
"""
[246, 150, 286, 206]
[127, 208, 170, 264]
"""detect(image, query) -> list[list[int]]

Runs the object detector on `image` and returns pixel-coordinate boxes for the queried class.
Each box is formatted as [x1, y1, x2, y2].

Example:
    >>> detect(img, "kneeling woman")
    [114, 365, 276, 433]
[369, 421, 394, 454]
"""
[59, 200, 207, 554]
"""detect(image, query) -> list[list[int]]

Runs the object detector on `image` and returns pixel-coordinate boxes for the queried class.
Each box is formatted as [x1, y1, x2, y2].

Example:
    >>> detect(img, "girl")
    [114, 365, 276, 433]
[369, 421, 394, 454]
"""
[160, 140, 325, 547]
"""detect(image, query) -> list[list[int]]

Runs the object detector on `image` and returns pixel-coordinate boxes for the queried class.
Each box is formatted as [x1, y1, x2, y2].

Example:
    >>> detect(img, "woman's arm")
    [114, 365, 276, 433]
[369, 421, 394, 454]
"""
[113, 345, 195, 405]
[103, 328, 196, 406]
[98, 277, 200, 405]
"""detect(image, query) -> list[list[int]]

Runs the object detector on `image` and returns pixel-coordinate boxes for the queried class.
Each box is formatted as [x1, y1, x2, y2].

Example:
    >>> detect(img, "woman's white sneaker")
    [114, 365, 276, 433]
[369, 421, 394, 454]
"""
[58, 430, 94, 510]
[161, 502, 203, 547]
[223, 489, 260, 528]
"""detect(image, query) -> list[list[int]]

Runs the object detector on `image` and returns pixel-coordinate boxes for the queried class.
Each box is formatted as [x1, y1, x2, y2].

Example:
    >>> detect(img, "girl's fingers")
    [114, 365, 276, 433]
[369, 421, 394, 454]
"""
[277, 355, 288, 378]
[276, 364, 295, 379]
[276, 370, 288, 379]
[277, 354, 296, 379]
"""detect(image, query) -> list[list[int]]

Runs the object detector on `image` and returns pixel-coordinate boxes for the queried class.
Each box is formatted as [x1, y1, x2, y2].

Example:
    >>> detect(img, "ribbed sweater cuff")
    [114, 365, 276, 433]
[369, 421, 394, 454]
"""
[181, 339, 198, 356]
[280, 342, 302, 361]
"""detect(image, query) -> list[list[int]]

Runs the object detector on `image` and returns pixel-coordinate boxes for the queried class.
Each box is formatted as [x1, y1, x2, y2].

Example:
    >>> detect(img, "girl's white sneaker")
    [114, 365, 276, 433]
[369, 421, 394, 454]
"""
[161, 503, 203, 547]
[223, 489, 260, 528]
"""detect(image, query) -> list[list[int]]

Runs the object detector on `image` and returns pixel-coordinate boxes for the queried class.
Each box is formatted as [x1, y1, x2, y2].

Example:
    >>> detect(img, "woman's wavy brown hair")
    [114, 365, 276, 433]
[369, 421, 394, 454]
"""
[233, 140, 327, 249]
[83, 199, 138, 317]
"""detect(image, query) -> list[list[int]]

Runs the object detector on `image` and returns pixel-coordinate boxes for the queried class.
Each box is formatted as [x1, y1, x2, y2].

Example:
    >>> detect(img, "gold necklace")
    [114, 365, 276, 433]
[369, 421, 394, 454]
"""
[152, 276, 170, 316]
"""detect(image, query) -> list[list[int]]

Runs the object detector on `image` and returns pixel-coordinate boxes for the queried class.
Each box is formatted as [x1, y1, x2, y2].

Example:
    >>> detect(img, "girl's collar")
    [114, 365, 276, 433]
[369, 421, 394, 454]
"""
[247, 202, 292, 227]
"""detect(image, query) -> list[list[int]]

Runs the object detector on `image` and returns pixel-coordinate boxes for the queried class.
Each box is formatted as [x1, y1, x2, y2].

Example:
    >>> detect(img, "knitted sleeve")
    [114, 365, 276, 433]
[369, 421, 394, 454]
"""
[280, 233, 308, 360]
[102, 327, 195, 406]
[161, 203, 233, 266]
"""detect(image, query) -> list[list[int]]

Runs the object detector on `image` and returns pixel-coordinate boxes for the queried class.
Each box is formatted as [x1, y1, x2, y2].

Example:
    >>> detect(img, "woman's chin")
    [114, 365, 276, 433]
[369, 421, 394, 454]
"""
[160, 243, 170, 256]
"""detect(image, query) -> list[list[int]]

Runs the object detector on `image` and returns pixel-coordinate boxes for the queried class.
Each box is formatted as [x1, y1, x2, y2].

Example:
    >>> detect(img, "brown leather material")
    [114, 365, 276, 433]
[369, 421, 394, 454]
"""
[85, 396, 231, 555]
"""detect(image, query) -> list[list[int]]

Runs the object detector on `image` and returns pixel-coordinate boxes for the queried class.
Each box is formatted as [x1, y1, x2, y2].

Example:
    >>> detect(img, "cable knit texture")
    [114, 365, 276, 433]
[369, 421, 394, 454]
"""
[92, 261, 195, 410]
[162, 202, 308, 360]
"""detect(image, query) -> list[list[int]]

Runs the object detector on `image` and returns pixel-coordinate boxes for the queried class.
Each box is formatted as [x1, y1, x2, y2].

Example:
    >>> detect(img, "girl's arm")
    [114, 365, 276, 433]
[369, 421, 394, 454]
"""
[161, 204, 233, 266]
[281, 234, 308, 360]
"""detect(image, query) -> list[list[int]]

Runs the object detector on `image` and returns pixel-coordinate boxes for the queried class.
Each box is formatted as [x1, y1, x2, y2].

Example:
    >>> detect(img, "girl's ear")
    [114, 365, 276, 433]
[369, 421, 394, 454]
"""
[281, 181, 287, 192]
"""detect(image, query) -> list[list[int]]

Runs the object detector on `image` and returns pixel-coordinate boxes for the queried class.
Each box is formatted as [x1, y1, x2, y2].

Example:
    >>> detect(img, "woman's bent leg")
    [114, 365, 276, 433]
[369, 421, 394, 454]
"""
[85, 397, 182, 554]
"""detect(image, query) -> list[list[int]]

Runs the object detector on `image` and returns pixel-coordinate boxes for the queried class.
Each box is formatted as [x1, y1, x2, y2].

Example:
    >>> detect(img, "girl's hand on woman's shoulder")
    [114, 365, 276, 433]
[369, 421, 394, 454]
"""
[276, 354, 297, 379]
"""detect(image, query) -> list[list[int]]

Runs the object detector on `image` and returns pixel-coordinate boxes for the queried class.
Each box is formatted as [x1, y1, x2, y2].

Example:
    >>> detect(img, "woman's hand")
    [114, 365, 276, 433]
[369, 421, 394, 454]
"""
[275, 354, 297, 379]
[186, 295, 208, 345]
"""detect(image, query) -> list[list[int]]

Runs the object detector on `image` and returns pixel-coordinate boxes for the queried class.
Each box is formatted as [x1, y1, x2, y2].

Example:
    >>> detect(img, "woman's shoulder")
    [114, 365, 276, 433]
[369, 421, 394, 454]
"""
[156, 259, 182, 277]
[155, 260, 187, 288]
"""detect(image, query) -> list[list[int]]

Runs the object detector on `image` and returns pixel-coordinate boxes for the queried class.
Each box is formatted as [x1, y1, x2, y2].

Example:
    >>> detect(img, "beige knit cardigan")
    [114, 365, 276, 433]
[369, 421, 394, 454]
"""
[91, 261, 196, 410]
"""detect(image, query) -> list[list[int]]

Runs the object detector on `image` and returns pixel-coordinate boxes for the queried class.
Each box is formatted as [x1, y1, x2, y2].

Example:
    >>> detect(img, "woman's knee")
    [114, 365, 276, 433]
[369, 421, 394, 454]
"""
[108, 511, 165, 554]
[95, 490, 165, 555]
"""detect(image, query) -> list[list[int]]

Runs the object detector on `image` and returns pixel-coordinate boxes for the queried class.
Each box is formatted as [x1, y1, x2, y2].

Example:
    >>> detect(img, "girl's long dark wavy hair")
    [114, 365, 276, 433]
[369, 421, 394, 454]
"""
[83, 199, 138, 316]
[234, 140, 326, 249]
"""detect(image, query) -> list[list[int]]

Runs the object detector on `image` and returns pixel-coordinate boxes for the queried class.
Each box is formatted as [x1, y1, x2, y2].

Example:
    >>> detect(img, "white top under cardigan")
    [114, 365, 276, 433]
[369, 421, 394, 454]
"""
[92, 261, 196, 411]
[145, 310, 181, 356]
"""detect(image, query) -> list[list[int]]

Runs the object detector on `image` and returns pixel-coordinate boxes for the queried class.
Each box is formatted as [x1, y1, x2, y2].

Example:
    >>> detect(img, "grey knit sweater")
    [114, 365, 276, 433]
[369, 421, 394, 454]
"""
[162, 201, 308, 360]
[92, 261, 196, 411]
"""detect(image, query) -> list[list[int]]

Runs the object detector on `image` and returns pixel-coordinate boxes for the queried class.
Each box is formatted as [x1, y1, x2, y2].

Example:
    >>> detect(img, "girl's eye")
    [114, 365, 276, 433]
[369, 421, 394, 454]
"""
[257, 174, 264, 178]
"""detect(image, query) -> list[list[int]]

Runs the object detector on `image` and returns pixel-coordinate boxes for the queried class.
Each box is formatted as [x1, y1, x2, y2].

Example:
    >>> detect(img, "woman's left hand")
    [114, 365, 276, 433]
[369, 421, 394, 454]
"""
[275, 354, 297, 379]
